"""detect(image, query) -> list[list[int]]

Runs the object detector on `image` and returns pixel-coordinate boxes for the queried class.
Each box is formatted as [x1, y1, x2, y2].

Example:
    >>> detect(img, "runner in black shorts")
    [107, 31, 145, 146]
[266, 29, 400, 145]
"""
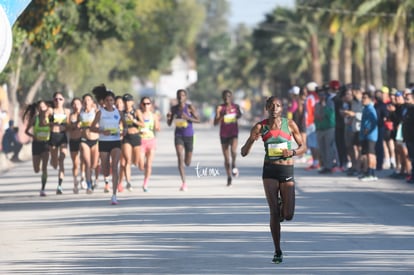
[241, 96, 306, 264]
[68, 97, 82, 194]
[50, 92, 70, 194]
[166, 89, 200, 191]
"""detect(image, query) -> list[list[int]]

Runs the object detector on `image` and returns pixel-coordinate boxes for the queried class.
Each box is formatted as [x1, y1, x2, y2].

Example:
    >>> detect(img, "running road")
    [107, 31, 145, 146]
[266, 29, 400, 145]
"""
[1, 123, 414, 274]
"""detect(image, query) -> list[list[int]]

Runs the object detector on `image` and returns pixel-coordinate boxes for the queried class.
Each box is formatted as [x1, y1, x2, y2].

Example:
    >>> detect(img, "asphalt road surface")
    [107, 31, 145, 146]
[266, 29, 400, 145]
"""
[1, 123, 414, 274]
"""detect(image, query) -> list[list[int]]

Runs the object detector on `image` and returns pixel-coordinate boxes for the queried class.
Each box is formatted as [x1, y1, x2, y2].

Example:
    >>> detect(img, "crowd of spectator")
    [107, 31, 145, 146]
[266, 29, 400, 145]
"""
[286, 81, 414, 183]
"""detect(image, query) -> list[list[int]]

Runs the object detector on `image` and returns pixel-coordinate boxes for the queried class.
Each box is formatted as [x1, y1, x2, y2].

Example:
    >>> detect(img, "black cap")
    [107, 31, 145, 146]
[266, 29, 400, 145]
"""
[122, 93, 133, 101]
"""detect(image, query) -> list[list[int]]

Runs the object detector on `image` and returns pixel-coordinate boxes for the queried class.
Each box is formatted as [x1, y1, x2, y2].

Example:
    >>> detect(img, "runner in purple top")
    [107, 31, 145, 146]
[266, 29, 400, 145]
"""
[214, 90, 242, 186]
[166, 89, 200, 191]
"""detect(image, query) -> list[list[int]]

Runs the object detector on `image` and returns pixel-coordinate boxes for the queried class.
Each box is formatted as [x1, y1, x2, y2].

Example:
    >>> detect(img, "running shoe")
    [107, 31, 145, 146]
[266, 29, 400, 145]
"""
[359, 175, 378, 182]
[73, 185, 79, 194]
[126, 182, 133, 191]
[111, 195, 118, 205]
[80, 179, 87, 189]
[104, 184, 110, 193]
[232, 168, 239, 177]
[272, 251, 283, 264]
[39, 190, 46, 197]
[227, 177, 232, 187]
[56, 185, 63, 195]
[179, 183, 188, 191]
[86, 188, 93, 194]
[142, 184, 149, 192]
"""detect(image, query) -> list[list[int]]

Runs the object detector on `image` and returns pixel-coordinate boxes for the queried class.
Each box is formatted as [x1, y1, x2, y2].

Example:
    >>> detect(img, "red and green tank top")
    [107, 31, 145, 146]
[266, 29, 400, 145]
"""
[261, 118, 292, 161]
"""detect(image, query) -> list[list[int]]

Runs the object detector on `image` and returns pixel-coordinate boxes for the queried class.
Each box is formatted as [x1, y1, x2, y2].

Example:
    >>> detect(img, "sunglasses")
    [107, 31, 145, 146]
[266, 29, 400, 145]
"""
[54, 98, 64, 101]
[143, 102, 151, 105]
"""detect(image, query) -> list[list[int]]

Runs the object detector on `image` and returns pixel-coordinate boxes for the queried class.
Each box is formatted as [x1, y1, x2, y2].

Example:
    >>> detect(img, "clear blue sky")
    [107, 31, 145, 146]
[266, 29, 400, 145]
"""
[228, 0, 294, 26]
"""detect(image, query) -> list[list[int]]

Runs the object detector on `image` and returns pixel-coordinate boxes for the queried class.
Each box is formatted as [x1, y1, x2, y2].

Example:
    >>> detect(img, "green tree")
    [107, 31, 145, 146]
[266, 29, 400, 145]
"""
[191, 0, 231, 102]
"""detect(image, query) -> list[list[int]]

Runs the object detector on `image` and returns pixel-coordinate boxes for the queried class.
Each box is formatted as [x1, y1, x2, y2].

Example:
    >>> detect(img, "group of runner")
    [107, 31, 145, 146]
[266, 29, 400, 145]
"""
[23, 84, 160, 204]
[21, 85, 306, 264]
[22, 86, 247, 204]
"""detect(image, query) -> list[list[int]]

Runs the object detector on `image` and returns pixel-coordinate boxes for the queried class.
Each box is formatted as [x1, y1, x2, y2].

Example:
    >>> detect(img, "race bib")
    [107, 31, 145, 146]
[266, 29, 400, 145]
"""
[80, 121, 91, 128]
[268, 142, 288, 157]
[105, 127, 119, 135]
[36, 131, 50, 141]
[223, 113, 237, 124]
[175, 119, 188, 128]
[125, 116, 134, 126]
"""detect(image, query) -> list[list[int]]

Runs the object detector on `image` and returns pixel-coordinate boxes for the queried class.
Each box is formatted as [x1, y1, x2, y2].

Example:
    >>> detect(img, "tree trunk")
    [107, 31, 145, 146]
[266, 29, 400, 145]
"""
[369, 29, 383, 89]
[310, 33, 322, 85]
[8, 54, 22, 124]
[330, 34, 342, 81]
[387, 34, 396, 89]
[394, 29, 408, 90]
[354, 33, 366, 88]
[342, 36, 352, 84]
[364, 35, 371, 88]
[408, 40, 414, 85]
[24, 71, 46, 105]
[330, 58, 339, 81]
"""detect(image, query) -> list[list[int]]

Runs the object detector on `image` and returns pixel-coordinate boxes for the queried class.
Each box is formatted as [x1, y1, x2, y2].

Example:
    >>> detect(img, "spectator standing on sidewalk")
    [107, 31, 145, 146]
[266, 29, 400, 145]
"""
[314, 87, 336, 174]
[341, 86, 355, 174]
[304, 82, 320, 170]
[342, 85, 363, 176]
[402, 90, 414, 183]
[390, 91, 410, 178]
[330, 80, 347, 171]
[359, 92, 378, 181]
[374, 89, 389, 170]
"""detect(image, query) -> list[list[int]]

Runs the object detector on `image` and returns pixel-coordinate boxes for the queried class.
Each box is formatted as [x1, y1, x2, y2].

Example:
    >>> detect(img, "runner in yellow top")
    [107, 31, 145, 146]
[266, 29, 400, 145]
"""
[138, 97, 160, 192]
[23, 100, 53, 196]
[50, 92, 70, 195]
[121, 93, 145, 191]
[79, 93, 100, 194]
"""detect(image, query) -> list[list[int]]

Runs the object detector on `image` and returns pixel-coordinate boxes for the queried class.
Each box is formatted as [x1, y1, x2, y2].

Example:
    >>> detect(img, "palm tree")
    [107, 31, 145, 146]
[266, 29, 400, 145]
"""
[357, 0, 414, 89]
[254, 6, 326, 86]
